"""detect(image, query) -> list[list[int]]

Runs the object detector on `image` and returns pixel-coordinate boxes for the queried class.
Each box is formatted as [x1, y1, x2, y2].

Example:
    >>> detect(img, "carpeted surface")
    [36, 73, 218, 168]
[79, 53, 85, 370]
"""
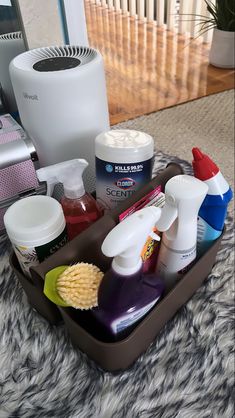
[0, 93, 234, 417]
[116, 90, 235, 188]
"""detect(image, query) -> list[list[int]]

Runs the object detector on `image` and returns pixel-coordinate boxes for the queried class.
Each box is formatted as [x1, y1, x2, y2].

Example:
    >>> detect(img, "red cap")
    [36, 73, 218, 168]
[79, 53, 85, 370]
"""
[192, 147, 219, 181]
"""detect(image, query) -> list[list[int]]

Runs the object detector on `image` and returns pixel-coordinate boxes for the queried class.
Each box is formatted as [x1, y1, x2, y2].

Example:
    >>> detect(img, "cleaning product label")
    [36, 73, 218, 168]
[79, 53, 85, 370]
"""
[119, 186, 165, 273]
[197, 216, 221, 254]
[13, 228, 68, 277]
[197, 216, 222, 242]
[95, 157, 153, 210]
[156, 242, 196, 286]
[111, 297, 160, 334]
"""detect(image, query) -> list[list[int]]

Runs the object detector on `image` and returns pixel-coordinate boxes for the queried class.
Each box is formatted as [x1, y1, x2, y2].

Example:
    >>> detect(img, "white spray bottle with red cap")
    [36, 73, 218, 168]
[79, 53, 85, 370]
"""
[37, 159, 103, 240]
[155, 175, 208, 290]
[192, 148, 233, 254]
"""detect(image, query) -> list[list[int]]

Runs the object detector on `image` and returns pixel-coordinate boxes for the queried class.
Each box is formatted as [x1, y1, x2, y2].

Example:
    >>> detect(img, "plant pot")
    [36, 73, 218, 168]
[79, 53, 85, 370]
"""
[209, 28, 235, 69]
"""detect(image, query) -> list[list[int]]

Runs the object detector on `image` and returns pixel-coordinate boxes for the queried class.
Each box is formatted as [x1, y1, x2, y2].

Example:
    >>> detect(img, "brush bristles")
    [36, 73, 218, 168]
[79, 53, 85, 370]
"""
[57, 263, 104, 310]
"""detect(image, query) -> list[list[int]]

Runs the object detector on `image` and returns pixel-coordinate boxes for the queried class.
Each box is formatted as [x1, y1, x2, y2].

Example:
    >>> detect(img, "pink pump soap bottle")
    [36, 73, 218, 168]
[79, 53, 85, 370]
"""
[93, 206, 165, 339]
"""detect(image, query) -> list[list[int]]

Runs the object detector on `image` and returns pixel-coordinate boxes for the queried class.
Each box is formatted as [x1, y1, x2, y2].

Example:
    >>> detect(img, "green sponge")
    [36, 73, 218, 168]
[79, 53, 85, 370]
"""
[44, 265, 70, 307]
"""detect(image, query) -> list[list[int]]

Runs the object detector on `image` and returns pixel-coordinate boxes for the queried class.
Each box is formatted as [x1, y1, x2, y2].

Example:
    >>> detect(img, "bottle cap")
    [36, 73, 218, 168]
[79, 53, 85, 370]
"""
[192, 147, 219, 181]
[4, 195, 66, 246]
[95, 130, 154, 163]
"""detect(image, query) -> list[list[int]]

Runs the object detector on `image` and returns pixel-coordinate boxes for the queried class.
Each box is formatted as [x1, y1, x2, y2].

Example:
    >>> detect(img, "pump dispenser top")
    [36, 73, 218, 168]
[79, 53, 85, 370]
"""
[37, 159, 103, 240]
[93, 206, 164, 339]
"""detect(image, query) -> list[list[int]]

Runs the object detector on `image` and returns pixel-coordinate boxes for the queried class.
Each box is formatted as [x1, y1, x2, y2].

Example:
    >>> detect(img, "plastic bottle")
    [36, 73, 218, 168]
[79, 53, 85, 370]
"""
[192, 147, 233, 254]
[92, 206, 164, 339]
[4, 195, 67, 277]
[155, 175, 208, 290]
[95, 129, 154, 210]
[37, 159, 103, 240]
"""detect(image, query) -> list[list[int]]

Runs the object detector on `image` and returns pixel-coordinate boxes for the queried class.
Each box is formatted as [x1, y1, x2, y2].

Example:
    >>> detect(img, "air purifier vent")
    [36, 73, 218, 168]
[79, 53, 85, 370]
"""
[12, 46, 98, 72]
[0, 32, 22, 41]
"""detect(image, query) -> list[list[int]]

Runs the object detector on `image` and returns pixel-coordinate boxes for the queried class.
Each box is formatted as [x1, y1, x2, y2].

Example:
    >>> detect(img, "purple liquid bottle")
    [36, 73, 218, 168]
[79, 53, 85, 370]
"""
[92, 206, 165, 340]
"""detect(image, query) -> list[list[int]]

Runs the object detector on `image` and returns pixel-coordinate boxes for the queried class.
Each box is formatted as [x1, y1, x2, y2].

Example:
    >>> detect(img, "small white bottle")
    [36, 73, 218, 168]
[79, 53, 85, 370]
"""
[4, 195, 67, 277]
[95, 129, 154, 210]
[155, 175, 208, 290]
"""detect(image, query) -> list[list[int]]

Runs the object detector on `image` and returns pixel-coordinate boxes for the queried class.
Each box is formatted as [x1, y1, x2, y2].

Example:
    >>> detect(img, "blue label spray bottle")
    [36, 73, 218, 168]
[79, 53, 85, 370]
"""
[192, 148, 233, 255]
[93, 206, 165, 339]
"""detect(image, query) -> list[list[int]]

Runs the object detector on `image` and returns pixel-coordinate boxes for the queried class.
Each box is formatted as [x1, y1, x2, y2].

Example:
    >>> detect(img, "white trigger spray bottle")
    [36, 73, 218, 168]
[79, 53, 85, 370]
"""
[155, 175, 208, 290]
[93, 206, 165, 339]
[37, 159, 103, 240]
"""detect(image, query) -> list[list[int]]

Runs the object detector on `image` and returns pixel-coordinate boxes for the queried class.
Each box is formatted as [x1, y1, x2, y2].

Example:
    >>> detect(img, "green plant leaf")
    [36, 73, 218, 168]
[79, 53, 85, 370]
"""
[178, 0, 235, 34]
[44, 265, 70, 307]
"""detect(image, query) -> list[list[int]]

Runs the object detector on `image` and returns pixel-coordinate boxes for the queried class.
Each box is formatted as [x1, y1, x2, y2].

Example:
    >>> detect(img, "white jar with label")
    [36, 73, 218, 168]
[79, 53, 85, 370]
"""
[95, 129, 154, 210]
[4, 195, 67, 277]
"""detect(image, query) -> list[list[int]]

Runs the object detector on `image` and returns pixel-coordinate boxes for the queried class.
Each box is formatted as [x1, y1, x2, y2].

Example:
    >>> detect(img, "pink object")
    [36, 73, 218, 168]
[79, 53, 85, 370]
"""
[0, 130, 22, 144]
[0, 114, 15, 129]
[0, 160, 39, 201]
[0, 114, 39, 233]
[119, 186, 162, 222]
[61, 192, 103, 240]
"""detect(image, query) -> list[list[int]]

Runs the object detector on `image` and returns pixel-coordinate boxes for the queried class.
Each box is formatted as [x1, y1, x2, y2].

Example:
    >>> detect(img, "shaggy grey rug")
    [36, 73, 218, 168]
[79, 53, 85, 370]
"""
[0, 151, 234, 418]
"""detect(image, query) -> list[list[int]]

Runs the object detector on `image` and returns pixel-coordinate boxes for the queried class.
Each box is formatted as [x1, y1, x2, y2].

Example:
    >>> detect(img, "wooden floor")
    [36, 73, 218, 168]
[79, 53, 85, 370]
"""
[85, 2, 235, 125]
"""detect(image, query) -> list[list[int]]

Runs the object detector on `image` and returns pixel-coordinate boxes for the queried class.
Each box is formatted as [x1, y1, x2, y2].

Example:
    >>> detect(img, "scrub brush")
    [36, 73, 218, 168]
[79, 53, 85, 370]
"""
[44, 263, 104, 309]
[57, 263, 103, 309]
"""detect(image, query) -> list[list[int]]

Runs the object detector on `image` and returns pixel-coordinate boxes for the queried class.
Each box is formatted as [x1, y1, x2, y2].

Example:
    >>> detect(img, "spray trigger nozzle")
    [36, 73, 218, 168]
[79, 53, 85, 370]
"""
[102, 206, 162, 276]
[149, 231, 161, 241]
[37, 159, 88, 198]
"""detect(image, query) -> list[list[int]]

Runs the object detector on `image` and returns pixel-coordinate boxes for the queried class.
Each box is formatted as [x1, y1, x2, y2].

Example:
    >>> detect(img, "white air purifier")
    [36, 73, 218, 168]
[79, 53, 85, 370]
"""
[10, 45, 110, 192]
[0, 32, 26, 114]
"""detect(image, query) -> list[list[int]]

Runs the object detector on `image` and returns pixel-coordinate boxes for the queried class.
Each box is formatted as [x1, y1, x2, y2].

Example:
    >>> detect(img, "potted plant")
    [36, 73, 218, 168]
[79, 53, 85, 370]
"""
[182, 0, 235, 68]
[206, 0, 235, 68]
